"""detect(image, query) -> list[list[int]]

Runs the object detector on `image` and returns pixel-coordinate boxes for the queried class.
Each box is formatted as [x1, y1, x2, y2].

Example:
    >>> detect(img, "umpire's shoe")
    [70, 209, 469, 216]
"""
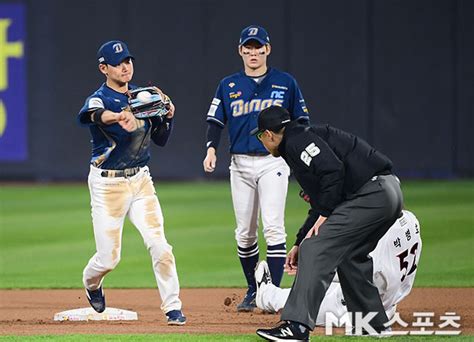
[85, 286, 106, 313]
[255, 261, 272, 310]
[166, 310, 187, 326]
[237, 289, 256, 312]
[256, 321, 310, 341]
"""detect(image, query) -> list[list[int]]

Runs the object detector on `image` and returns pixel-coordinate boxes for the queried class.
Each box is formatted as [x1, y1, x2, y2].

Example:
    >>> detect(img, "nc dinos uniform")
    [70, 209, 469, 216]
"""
[77, 40, 185, 325]
[78, 82, 182, 316]
[206, 67, 309, 292]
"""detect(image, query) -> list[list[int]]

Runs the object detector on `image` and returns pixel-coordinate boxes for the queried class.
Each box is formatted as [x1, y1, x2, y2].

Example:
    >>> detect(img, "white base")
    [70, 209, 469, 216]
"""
[54, 307, 138, 321]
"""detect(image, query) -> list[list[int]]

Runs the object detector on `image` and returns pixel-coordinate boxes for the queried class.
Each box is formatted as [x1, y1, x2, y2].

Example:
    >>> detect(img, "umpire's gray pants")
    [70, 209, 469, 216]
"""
[281, 174, 403, 331]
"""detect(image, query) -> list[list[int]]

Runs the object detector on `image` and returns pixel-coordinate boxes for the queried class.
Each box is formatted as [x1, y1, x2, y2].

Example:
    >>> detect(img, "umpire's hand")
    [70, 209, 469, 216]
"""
[284, 246, 299, 275]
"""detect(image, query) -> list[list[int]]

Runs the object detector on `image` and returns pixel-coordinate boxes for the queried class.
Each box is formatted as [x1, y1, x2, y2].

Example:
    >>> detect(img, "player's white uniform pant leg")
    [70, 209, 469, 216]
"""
[257, 210, 422, 325]
[83, 165, 182, 313]
[257, 155, 289, 246]
[230, 155, 259, 247]
[230, 155, 289, 247]
[257, 282, 346, 326]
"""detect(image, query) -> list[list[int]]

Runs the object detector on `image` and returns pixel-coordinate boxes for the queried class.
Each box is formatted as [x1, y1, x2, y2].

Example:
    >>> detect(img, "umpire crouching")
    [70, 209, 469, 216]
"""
[254, 106, 402, 341]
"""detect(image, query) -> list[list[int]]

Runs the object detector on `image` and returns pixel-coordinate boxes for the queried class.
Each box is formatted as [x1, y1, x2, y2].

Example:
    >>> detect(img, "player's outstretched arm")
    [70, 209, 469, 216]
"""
[203, 147, 217, 173]
[90, 109, 138, 132]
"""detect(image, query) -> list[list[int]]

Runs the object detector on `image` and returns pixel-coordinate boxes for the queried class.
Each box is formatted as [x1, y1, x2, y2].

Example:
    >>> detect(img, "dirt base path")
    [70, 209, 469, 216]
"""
[0, 288, 472, 336]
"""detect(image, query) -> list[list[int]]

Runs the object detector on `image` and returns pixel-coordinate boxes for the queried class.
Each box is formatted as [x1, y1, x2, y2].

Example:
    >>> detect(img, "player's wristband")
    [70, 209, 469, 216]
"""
[91, 108, 106, 125]
[206, 122, 223, 149]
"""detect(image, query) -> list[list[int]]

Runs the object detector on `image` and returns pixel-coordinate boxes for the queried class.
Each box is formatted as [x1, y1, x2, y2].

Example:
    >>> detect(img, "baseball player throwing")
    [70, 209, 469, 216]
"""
[77, 40, 186, 325]
[255, 210, 422, 325]
[203, 25, 310, 311]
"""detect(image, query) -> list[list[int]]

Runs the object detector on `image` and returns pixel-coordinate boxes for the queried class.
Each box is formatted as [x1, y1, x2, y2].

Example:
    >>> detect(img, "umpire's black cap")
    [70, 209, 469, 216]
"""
[251, 106, 291, 135]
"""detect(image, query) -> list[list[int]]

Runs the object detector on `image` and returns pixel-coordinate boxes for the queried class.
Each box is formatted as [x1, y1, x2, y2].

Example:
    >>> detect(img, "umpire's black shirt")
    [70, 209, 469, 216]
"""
[278, 121, 393, 245]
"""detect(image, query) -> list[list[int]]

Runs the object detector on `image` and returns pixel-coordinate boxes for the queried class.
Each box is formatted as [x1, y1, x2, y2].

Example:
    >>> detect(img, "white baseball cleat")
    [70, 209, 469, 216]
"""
[255, 260, 273, 310]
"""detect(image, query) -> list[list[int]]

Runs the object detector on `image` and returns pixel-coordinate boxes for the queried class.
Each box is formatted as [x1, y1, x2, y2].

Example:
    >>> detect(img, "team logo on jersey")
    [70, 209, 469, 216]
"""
[228, 82, 235, 88]
[271, 84, 288, 91]
[229, 91, 242, 99]
[270, 90, 285, 99]
[230, 99, 284, 117]
[113, 43, 123, 53]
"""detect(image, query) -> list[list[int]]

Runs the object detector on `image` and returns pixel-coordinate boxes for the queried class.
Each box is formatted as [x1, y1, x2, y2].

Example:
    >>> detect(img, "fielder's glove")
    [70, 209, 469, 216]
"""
[127, 86, 171, 119]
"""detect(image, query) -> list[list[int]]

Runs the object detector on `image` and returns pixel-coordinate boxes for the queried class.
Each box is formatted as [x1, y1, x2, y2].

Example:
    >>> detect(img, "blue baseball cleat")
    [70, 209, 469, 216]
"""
[166, 309, 187, 325]
[85, 286, 106, 313]
[237, 289, 256, 312]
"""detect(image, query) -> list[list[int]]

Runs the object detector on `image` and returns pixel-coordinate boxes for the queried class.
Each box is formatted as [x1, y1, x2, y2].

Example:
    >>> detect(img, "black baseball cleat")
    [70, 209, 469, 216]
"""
[256, 321, 310, 341]
[85, 286, 106, 313]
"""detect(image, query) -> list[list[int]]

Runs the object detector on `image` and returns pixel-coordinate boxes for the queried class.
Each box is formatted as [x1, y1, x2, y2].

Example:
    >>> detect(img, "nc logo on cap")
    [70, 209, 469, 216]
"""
[248, 27, 259, 36]
[113, 43, 123, 53]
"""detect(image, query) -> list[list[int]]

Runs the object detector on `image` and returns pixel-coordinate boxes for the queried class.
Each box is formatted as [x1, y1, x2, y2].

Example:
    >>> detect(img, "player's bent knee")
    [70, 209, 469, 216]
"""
[148, 241, 174, 257]
[96, 254, 121, 271]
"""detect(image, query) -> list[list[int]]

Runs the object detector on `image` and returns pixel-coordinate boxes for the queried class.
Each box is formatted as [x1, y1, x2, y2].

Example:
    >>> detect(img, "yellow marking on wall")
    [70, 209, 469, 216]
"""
[0, 100, 6, 136]
[0, 19, 24, 91]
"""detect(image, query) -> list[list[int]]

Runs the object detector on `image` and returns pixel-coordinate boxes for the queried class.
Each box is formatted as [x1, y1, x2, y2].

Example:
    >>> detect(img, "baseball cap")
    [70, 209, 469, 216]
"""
[239, 25, 270, 46]
[97, 40, 134, 66]
[251, 106, 291, 135]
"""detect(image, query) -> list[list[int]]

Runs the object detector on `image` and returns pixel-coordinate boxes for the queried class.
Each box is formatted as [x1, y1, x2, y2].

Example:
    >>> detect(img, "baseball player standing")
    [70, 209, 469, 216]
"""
[255, 210, 422, 325]
[77, 40, 186, 325]
[254, 106, 403, 340]
[203, 25, 309, 312]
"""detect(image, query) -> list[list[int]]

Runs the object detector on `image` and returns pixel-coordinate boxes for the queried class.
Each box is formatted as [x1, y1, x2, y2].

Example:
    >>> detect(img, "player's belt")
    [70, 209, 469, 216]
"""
[100, 167, 141, 178]
[244, 152, 270, 156]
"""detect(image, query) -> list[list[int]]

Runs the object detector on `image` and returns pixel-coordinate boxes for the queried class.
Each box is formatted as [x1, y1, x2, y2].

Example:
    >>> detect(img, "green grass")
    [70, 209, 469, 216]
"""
[0, 180, 473, 289]
[0, 334, 471, 341]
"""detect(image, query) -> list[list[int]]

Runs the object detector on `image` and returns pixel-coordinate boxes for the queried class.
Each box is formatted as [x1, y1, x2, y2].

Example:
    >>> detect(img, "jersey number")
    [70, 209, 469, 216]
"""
[397, 242, 419, 282]
[300, 143, 320, 166]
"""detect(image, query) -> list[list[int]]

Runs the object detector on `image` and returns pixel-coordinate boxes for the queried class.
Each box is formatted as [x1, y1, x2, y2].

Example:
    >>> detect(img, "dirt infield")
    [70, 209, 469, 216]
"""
[0, 288, 472, 336]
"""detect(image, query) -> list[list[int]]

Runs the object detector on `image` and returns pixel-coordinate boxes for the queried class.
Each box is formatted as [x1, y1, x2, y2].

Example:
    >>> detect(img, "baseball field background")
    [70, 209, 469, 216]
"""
[0, 180, 473, 340]
[1, 0, 474, 340]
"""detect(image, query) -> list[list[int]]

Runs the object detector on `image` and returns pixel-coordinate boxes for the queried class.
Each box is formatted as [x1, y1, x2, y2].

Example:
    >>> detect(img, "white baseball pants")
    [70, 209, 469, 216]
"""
[229, 154, 290, 247]
[83, 165, 182, 313]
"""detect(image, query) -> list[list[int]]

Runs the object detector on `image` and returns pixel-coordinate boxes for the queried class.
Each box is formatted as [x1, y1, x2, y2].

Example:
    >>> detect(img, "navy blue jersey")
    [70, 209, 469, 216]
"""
[78, 83, 172, 170]
[206, 67, 309, 154]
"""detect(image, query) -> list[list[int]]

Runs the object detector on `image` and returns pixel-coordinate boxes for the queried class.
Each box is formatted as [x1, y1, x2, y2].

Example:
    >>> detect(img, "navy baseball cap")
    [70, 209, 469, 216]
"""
[97, 40, 134, 66]
[251, 106, 291, 135]
[239, 25, 270, 46]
